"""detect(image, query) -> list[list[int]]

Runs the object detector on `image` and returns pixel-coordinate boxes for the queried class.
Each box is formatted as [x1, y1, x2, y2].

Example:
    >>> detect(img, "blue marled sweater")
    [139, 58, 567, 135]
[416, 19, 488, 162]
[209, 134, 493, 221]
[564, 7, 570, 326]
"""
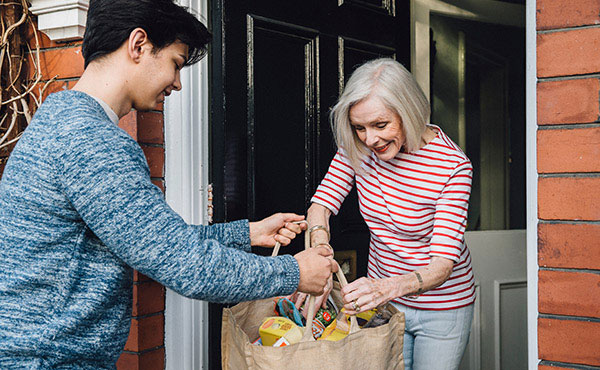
[0, 90, 299, 369]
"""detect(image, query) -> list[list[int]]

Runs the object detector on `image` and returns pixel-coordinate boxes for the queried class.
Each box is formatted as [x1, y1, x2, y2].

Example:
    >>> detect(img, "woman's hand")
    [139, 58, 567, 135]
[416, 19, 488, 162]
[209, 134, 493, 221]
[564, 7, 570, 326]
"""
[249, 213, 307, 247]
[341, 257, 455, 314]
[341, 276, 398, 315]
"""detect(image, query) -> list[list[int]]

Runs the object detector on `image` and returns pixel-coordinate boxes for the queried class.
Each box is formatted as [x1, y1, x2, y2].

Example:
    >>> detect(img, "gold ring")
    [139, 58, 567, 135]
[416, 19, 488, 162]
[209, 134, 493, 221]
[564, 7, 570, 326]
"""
[352, 301, 360, 312]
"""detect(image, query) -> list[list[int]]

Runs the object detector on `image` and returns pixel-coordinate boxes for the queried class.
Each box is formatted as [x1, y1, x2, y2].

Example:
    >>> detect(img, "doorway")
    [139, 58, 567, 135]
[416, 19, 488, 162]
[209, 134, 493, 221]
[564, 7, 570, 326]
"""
[209, 1, 409, 367]
[412, 1, 527, 369]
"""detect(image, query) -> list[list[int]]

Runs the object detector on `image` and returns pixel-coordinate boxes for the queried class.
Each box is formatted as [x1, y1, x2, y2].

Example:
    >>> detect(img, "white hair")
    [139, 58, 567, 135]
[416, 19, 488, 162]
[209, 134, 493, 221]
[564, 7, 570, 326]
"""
[331, 58, 430, 173]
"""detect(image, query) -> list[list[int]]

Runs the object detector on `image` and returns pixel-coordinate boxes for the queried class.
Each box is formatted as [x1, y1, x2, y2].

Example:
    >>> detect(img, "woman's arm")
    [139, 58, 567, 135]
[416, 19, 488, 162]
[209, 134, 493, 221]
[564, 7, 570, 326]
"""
[340, 257, 454, 314]
[307, 203, 332, 246]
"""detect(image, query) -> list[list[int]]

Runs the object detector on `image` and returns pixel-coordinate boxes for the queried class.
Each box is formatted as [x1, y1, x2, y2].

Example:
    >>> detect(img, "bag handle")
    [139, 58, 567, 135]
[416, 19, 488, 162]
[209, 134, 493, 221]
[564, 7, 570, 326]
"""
[271, 221, 360, 342]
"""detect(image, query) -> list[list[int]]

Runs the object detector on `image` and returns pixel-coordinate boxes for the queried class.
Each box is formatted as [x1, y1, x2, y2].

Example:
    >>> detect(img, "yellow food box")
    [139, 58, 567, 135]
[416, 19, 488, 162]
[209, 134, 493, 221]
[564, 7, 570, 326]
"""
[317, 308, 378, 342]
[318, 319, 348, 341]
[259, 317, 303, 346]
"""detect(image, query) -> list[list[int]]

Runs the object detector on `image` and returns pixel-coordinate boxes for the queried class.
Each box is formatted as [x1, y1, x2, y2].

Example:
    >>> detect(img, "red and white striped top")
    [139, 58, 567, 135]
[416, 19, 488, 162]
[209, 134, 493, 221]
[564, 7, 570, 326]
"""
[312, 126, 475, 310]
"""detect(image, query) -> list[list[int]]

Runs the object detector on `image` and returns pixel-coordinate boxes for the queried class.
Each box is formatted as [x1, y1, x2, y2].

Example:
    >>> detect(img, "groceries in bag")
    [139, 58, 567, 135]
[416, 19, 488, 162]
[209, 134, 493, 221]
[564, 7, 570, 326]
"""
[258, 317, 304, 346]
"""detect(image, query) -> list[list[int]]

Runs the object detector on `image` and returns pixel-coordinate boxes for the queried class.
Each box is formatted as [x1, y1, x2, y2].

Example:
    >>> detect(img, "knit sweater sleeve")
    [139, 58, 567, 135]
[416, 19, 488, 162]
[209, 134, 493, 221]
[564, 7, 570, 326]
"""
[58, 120, 299, 303]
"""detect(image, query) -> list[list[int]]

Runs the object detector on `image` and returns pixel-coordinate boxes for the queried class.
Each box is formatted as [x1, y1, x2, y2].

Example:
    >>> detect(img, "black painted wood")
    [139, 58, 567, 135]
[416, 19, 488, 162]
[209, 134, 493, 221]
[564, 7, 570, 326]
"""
[209, 1, 408, 367]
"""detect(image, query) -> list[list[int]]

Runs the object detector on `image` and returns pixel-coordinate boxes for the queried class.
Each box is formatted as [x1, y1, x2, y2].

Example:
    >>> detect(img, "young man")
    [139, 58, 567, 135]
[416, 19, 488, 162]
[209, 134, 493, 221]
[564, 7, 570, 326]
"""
[0, 0, 336, 368]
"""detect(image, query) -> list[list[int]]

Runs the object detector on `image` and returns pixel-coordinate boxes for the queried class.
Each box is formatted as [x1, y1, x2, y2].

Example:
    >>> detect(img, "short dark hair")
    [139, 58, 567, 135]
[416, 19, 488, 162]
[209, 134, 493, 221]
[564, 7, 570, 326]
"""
[82, 0, 211, 68]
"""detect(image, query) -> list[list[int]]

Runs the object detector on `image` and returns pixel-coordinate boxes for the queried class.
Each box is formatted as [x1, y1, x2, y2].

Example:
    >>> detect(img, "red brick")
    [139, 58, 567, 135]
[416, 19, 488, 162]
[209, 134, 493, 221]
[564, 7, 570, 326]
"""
[538, 317, 600, 366]
[132, 281, 165, 317]
[537, 79, 599, 125]
[537, 127, 600, 173]
[137, 112, 164, 144]
[28, 46, 85, 80]
[133, 270, 152, 283]
[151, 180, 165, 194]
[117, 348, 165, 370]
[539, 270, 600, 318]
[538, 177, 600, 220]
[123, 314, 164, 352]
[141, 146, 164, 178]
[27, 80, 70, 113]
[539, 223, 600, 269]
[119, 111, 138, 141]
[537, 28, 600, 78]
[26, 19, 83, 50]
[537, 0, 600, 30]
[118, 111, 164, 144]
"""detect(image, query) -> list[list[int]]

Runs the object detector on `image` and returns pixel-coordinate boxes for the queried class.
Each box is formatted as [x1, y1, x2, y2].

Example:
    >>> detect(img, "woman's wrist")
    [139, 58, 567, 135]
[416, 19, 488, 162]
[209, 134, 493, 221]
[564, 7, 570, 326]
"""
[392, 274, 417, 298]
[378, 276, 404, 303]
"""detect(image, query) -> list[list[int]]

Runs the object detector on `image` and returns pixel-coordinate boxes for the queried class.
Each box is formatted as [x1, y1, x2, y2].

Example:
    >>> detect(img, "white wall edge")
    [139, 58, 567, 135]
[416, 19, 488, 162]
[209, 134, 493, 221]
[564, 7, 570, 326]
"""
[164, 0, 210, 369]
[525, 0, 539, 368]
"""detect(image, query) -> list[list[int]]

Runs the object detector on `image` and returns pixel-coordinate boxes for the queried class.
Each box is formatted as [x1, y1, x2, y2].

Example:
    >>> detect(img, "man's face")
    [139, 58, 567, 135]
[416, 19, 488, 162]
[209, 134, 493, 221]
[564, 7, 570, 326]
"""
[132, 41, 188, 111]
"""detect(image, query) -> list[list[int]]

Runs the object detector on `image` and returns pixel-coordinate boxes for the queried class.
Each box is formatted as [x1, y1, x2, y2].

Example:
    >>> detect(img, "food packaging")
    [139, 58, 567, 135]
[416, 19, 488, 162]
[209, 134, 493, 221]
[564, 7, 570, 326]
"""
[259, 317, 303, 346]
[317, 308, 378, 342]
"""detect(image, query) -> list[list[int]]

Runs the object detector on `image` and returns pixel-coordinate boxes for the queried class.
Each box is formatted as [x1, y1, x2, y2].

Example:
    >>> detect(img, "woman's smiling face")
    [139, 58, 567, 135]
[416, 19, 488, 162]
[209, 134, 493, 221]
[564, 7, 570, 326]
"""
[349, 95, 405, 161]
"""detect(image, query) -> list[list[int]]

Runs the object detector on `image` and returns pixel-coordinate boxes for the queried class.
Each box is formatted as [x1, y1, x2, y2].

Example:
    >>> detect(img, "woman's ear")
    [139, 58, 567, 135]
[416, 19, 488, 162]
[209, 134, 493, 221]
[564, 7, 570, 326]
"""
[127, 27, 151, 63]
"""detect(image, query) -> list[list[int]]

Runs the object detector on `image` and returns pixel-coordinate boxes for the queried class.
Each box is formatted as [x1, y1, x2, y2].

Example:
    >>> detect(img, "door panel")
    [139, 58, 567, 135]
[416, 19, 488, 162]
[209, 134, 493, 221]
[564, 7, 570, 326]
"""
[210, 1, 408, 367]
[248, 16, 319, 221]
[339, 36, 396, 94]
[460, 230, 527, 370]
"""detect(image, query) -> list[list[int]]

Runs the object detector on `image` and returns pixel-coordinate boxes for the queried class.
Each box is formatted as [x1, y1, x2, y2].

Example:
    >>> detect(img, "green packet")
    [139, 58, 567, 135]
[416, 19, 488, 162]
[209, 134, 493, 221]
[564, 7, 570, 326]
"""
[314, 299, 337, 328]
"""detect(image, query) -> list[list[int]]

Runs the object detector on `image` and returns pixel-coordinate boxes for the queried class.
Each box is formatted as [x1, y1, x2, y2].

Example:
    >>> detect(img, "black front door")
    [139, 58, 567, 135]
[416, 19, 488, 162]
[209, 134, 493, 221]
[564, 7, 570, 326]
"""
[209, 1, 408, 366]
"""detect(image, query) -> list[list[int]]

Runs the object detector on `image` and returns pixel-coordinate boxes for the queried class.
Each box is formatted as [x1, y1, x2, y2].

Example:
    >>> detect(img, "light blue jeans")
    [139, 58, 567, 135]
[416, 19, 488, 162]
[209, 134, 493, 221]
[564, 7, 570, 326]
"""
[391, 302, 474, 370]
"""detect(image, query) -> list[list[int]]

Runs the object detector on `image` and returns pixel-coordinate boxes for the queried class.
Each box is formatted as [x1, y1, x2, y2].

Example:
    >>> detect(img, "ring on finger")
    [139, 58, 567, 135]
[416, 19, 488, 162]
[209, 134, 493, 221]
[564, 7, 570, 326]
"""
[352, 300, 360, 312]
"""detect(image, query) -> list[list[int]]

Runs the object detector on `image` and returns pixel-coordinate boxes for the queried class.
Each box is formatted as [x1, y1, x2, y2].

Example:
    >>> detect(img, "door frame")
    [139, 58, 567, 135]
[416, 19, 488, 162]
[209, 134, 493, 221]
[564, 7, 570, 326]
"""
[409, 1, 537, 368]
[163, 1, 539, 369]
[164, 0, 211, 369]
[525, 1, 538, 369]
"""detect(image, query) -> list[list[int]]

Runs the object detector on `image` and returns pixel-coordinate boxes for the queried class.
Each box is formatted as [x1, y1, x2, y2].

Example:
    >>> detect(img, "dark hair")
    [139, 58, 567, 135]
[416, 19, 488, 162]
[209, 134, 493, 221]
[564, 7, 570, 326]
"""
[82, 0, 211, 68]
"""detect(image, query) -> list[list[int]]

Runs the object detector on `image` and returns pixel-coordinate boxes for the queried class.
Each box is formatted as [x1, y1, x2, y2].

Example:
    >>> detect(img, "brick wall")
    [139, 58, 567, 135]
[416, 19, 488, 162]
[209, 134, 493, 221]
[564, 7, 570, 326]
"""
[536, 0, 600, 368]
[25, 23, 167, 370]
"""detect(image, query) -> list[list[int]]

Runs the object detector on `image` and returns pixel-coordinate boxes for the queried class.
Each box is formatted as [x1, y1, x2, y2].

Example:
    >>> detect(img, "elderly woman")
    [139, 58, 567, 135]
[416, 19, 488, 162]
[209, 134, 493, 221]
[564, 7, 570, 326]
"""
[306, 58, 475, 370]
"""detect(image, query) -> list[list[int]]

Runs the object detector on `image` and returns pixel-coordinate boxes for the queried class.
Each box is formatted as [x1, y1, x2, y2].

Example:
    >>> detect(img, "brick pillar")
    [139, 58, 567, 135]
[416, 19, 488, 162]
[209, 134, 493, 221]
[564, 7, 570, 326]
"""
[24, 22, 167, 370]
[116, 111, 167, 369]
[536, 0, 600, 368]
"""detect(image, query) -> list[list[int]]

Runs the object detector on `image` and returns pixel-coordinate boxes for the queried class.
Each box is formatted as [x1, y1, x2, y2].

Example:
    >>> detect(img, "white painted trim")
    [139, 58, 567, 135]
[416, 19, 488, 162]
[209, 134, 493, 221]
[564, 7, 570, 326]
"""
[29, 0, 89, 41]
[525, 0, 539, 368]
[164, 1, 210, 369]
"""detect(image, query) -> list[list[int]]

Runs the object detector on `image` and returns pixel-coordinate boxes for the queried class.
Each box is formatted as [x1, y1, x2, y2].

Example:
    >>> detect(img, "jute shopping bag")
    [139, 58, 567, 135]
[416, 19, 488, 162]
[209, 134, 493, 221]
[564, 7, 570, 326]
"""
[221, 227, 405, 370]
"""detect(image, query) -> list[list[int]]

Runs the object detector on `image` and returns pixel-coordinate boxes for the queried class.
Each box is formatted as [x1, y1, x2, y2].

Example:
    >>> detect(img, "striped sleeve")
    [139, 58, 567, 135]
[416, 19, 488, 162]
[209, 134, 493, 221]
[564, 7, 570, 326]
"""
[429, 160, 473, 262]
[311, 151, 355, 215]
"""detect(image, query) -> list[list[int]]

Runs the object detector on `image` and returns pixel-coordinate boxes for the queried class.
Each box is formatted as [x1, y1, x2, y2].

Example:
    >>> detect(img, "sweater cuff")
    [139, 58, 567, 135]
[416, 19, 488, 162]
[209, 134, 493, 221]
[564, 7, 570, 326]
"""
[225, 219, 251, 252]
[277, 254, 301, 295]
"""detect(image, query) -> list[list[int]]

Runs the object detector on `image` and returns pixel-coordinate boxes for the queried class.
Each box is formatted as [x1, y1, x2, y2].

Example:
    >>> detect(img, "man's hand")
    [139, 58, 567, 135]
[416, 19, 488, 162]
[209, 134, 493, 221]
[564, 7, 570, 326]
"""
[249, 213, 307, 247]
[290, 275, 333, 319]
[294, 246, 338, 295]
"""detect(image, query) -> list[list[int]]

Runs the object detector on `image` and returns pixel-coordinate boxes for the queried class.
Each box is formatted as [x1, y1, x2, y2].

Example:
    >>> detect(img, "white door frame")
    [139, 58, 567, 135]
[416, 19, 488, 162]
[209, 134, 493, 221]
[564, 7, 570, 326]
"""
[525, 0, 539, 368]
[164, 0, 210, 368]
[409, 1, 538, 368]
